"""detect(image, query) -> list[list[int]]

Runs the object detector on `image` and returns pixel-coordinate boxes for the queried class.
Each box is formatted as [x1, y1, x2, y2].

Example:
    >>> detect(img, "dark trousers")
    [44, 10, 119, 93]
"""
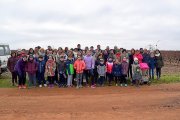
[84, 69, 94, 85]
[114, 76, 121, 84]
[128, 64, 132, 79]
[37, 72, 46, 85]
[98, 76, 105, 85]
[93, 68, 98, 84]
[48, 76, 54, 85]
[156, 67, 161, 79]
[11, 71, 17, 85]
[120, 75, 127, 84]
[59, 73, 66, 86]
[107, 73, 113, 84]
[17, 72, 26, 86]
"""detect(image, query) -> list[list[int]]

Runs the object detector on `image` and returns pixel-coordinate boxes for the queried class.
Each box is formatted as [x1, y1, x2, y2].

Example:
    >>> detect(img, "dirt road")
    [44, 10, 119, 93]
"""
[0, 83, 180, 120]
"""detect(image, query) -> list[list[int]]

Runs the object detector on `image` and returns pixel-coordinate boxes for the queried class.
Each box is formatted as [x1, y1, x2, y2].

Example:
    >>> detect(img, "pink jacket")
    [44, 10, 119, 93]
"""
[133, 53, 143, 63]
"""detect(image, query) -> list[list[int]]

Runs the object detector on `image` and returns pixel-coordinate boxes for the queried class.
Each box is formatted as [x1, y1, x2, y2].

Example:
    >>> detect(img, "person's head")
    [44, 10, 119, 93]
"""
[86, 50, 91, 56]
[144, 48, 148, 53]
[122, 49, 126, 54]
[134, 57, 139, 64]
[11, 52, 16, 57]
[131, 48, 135, 54]
[29, 55, 34, 61]
[135, 49, 140, 54]
[65, 47, 68, 51]
[110, 49, 114, 54]
[77, 55, 81, 60]
[48, 55, 53, 60]
[100, 59, 104, 64]
[29, 48, 34, 54]
[38, 55, 43, 61]
[123, 57, 127, 62]
[60, 56, 64, 61]
[77, 44, 81, 49]
[90, 46, 94, 51]
[22, 55, 27, 61]
[108, 57, 113, 62]
[97, 45, 101, 50]
[106, 46, 110, 50]
[48, 46, 52, 50]
[150, 52, 155, 57]
[140, 48, 144, 53]
[155, 49, 160, 54]
[39, 48, 45, 53]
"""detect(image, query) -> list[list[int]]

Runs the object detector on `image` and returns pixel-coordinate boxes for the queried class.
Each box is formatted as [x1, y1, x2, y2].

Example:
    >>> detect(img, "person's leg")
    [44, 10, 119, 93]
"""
[11, 72, 15, 86]
[159, 68, 161, 79]
[17, 73, 22, 86]
[84, 70, 89, 85]
[90, 69, 95, 86]
[28, 73, 33, 87]
[67, 74, 70, 86]
[22, 72, 26, 86]
[79, 73, 83, 87]
[152, 68, 154, 79]
[156, 68, 159, 79]
[32, 74, 37, 87]
[76, 73, 80, 88]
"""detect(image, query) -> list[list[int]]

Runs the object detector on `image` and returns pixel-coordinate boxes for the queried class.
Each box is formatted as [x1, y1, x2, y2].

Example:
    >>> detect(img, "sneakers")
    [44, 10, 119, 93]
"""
[116, 84, 118, 86]
[124, 84, 128, 87]
[76, 86, 79, 89]
[39, 85, 42, 88]
[18, 85, 22, 89]
[22, 85, 26, 89]
[91, 85, 96, 88]
[44, 84, 47, 87]
[120, 84, 123, 87]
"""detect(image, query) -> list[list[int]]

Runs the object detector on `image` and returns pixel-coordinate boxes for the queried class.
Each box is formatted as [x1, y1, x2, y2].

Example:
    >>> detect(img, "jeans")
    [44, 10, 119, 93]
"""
[76, 73, 83, 87]
[37, 72, 46, 85]
[17, 72, 26, 86]
[28, 73, 36, 87]
[149, 68, 154, 79]
[84, 69, 94, 85]
[67, 74, 73, 86]
[98, 76, 105, 85]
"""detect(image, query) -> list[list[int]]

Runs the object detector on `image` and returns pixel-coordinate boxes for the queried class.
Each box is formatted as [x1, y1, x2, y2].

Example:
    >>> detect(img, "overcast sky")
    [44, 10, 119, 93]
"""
[0, 0, 180, 50]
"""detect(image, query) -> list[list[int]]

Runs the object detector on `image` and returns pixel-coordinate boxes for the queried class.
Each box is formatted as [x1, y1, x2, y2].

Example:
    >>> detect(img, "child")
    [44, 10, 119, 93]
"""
[37, 55, 47, 88]
[148, 52, 155, 80]
[132, 58, 142, 87]
[66, 56, 74, 87]
[25, 55, 38, 88]
[83, 50, 95, 88]
[121, 57, 129, 87]
[46, 55, 56, 88]
[106, 57, 114, 86]
[112, 59, 122, 86]
[97, 59, 106, 86]
[74, 56, 85, 89]
[57, 56, 67, 87]
[14, 55, 27, 89]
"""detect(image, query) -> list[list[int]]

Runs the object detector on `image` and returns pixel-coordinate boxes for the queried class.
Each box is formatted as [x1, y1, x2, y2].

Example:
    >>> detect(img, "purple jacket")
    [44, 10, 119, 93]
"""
[121, 61, 129, 75]
[84, 55, 95, 70]
[7, 57, 18, 72]
[14, 58, 27, 76]
[25, 60, 38, 74]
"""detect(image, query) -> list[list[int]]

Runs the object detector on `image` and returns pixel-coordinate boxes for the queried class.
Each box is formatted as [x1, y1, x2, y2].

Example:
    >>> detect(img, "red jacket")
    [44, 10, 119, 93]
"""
[25, 60, 38, 74]
[74, 59, 85, 73]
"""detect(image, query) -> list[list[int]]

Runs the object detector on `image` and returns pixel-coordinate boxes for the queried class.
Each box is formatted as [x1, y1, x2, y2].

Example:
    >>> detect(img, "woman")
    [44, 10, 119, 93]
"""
[7, 52, 19, 86]
[155, 49, 164, 80]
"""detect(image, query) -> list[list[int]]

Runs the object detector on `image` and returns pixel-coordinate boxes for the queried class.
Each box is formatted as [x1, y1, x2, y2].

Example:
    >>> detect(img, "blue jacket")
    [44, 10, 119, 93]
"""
[37, 60, 46, 73]
[148, 57, 155, 69]
[143, 53, 150, 63]
[112, 64, 122, 77]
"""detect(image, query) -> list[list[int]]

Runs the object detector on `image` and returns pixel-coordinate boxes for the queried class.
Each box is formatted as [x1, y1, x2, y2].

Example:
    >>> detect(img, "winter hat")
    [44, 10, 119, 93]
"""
[134, 57, 138, 61]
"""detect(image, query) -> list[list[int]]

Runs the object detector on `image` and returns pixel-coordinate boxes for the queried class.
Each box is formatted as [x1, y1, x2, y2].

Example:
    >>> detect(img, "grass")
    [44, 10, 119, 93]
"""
[0, 73, 180, 88]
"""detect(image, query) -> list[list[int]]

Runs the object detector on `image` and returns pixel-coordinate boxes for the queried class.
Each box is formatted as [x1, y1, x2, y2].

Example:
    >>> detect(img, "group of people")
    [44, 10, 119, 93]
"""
[7, 44, 164, 89]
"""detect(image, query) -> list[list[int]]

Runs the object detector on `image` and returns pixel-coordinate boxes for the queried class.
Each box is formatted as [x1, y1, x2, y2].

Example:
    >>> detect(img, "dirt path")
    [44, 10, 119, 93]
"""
[0, 83, 180, 120]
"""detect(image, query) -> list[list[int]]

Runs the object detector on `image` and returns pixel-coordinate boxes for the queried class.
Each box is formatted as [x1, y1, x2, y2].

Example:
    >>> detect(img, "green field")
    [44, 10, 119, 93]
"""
[0, 73, 179, 88]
